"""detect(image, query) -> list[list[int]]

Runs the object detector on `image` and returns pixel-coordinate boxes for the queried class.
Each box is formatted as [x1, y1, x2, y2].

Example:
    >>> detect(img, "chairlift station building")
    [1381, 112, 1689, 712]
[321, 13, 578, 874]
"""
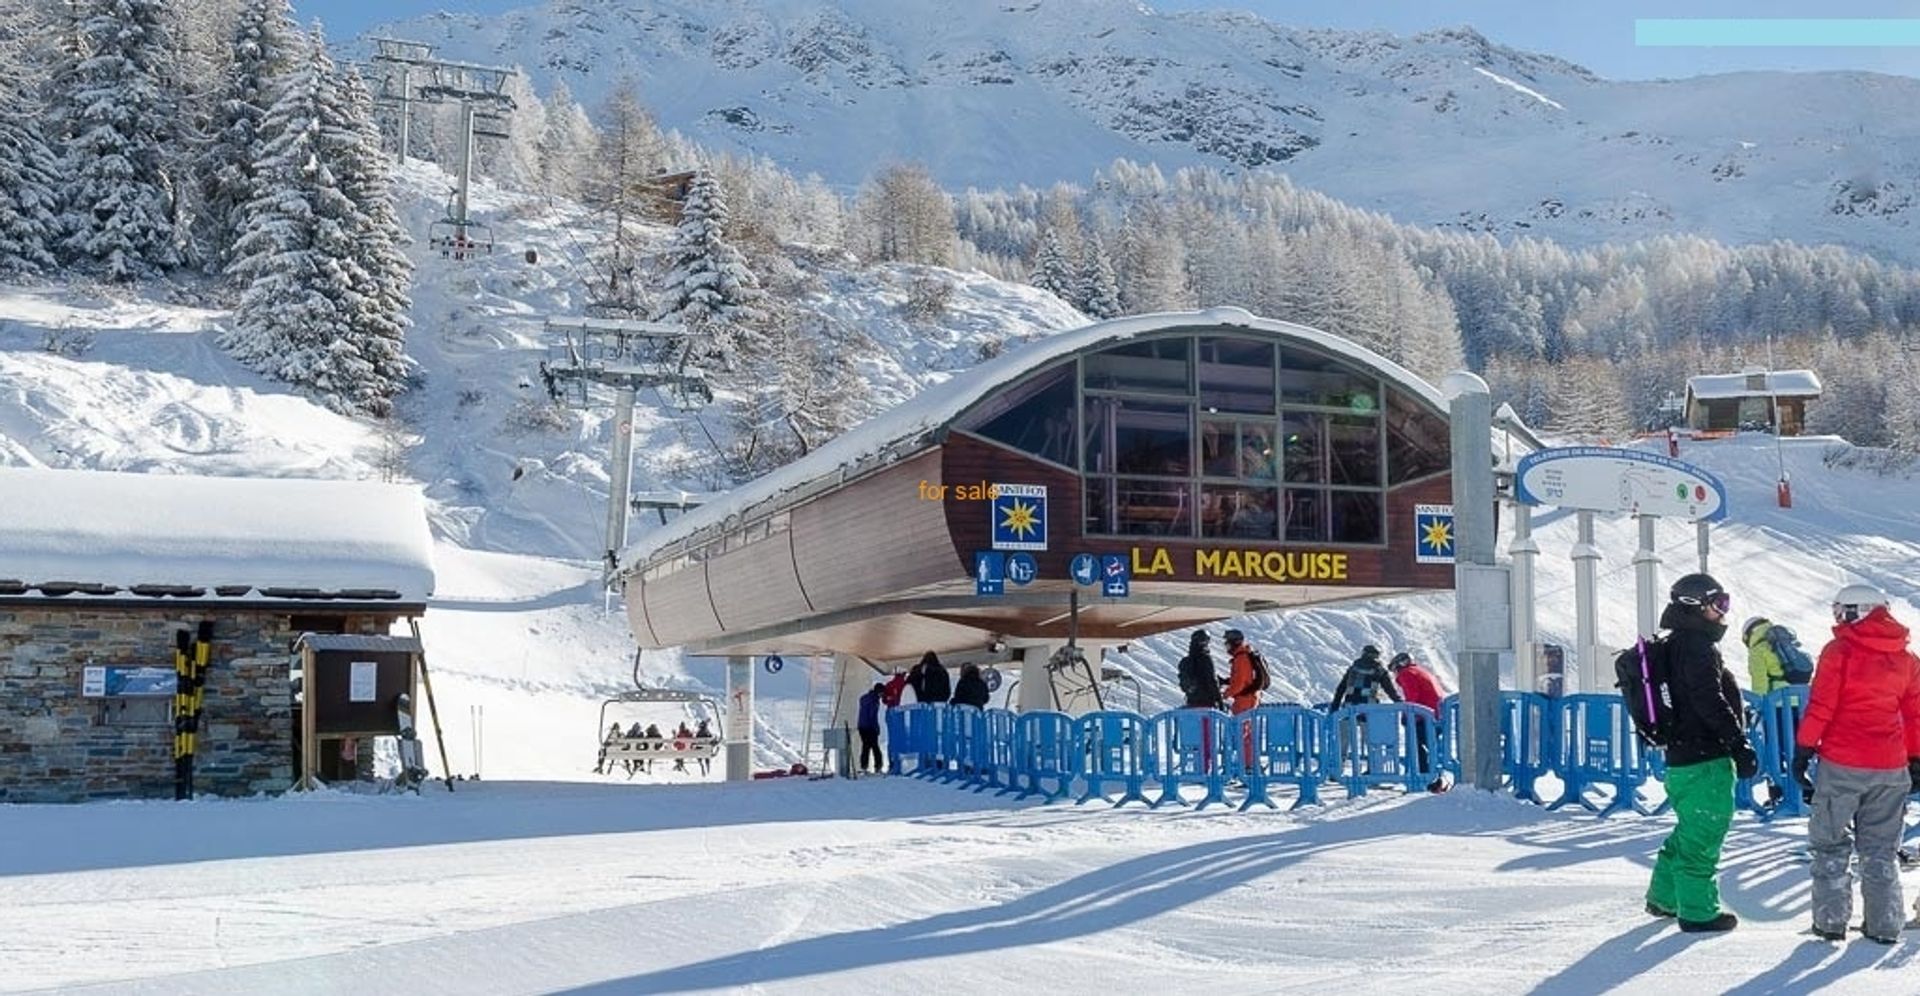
[614, 309, 1464, 712]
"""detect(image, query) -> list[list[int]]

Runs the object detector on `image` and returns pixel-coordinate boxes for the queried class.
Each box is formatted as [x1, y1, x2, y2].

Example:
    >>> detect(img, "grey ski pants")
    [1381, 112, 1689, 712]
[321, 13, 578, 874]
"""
[1808, 759, 1910, 938]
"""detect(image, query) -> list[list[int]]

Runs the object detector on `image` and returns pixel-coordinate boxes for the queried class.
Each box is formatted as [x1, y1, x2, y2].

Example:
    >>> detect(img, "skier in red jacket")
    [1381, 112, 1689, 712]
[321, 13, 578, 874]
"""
[1791, 584, 1920, 944]
[1389, 652, 1447, 792]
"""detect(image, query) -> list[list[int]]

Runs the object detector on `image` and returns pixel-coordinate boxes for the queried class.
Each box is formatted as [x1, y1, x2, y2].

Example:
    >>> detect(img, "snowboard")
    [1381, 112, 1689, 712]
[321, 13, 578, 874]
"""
[395, 693, 429, 792]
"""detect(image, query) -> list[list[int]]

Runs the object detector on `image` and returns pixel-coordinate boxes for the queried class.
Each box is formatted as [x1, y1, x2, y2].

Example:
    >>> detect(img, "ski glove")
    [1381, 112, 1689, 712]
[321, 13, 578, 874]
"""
[1732, 744, 1759, 781]
[1792, 746, 1816, 798]
[1908, 757, 1920, 795]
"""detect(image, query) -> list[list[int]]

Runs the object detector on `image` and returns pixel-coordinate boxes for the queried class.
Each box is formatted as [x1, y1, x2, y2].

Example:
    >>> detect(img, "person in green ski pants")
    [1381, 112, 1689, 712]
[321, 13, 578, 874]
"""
[1645, 573, 1757, 934]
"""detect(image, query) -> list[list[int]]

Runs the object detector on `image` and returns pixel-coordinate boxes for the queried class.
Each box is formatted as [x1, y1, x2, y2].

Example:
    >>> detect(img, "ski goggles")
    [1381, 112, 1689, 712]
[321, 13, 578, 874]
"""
[1678, 590, 1732, 614]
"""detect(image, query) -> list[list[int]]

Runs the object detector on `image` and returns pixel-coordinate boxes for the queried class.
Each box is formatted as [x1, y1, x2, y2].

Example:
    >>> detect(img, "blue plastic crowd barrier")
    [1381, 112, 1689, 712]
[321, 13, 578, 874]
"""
[1235, 705, 1325, 810]
[1145, 708, 1232, 809]
[876, 685, 1819, 820]
[1326, 703, 1438, 797]
[1075, 711, 1151, 807]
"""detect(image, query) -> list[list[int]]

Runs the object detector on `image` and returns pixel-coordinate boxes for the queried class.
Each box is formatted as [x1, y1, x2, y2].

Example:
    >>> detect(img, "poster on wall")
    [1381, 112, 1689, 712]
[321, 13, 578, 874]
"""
[81, 666, 175, 697]
[349, 660, 378, 703]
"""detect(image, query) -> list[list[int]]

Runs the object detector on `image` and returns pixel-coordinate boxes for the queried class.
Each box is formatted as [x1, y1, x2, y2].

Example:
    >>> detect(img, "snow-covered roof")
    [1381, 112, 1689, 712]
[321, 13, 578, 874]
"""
[0, 468, 435, 605]
[1686, 370, 1822, 400]
[616, 307, 1451, 574]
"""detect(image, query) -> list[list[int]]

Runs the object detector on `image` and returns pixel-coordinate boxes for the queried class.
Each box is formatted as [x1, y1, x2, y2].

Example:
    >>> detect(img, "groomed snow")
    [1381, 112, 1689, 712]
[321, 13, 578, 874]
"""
[2, 778, 1914, 994]
[0, 467, 434, 601]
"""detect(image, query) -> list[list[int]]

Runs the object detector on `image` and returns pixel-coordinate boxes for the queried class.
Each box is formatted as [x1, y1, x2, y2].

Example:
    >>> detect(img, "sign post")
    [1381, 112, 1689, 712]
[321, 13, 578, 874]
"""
[1514, 445, 1729, 691]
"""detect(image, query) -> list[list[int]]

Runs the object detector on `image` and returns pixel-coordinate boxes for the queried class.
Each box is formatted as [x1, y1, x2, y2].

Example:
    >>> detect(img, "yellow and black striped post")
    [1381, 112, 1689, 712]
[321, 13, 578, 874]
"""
[172, 628, 192, 800]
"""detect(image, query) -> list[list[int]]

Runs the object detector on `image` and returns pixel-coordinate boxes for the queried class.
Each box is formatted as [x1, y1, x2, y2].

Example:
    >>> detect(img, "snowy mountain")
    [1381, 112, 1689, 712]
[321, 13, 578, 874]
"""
[366, 0, 1920, 261]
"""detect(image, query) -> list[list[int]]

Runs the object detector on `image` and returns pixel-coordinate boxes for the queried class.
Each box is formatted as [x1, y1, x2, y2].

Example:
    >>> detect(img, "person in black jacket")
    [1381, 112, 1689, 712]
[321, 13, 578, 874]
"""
[950, 664, 991, 708]
[1645, 572, 1757, 935]
[1177, 630, 1224, 709]
[1331, 645, 1403, 708]
[910, 651, 952, 704]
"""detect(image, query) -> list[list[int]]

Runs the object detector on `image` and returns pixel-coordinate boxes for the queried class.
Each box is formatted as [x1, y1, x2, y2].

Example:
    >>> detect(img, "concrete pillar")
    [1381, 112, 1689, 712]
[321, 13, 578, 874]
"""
[1696, 520, 1711, 574]
[1017, 643, 1054, 713]
[725, 655, 753, 781]
[1446, 371, 1503, 792]
[1633, 515, 1662, 640]
[1571, 511, 1602, 694]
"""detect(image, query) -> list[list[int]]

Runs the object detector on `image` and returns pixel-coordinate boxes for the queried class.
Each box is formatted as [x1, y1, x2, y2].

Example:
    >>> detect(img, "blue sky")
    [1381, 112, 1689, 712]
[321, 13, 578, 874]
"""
[297, 1, 1920, 80]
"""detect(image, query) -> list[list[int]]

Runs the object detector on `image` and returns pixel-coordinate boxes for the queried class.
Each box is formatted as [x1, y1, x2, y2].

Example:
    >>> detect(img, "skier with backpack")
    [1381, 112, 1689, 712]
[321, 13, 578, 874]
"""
[1788, 584, 1920, 944]
[1633, 573, 1757, 934]
[1332, 645, 1402, 708]
[1220, 629, 1270, 715]
[1743, 616, 1816, 693]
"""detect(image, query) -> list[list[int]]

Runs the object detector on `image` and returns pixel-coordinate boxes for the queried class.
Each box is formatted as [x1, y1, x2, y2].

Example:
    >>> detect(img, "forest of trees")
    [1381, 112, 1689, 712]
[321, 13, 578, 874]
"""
[5, 0, 1918, 456]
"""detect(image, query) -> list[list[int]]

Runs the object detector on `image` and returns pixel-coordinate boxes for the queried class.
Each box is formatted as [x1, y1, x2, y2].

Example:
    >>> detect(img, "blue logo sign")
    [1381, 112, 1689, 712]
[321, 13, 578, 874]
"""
[763, 654, 784, 674]
[983, 666, 1003, 693]
[1007, 552, 1037, 586]
[1070, 553, 1098, 586]
[974, 551, 1006, 596]
[1100, 553, 1130, 598]
[1414, 503, 1455, 565]
[990, 483, 1048, 551]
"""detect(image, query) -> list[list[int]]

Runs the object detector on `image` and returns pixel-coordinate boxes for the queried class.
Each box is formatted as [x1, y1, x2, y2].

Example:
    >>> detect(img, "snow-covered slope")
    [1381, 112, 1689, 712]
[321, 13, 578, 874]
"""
[3, 161, 1915, 783]
[367, 0, 1920, 261]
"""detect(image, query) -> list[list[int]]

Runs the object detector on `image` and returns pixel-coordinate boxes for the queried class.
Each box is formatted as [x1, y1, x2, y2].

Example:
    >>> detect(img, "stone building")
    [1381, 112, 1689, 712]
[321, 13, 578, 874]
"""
[1684, 368, 1822, 436]
[0, 468, 434, 803]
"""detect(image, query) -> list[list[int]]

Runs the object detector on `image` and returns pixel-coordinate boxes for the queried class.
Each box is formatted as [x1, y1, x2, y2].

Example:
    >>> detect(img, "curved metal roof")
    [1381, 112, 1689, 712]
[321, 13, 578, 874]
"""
[615, 307, 1450, 578]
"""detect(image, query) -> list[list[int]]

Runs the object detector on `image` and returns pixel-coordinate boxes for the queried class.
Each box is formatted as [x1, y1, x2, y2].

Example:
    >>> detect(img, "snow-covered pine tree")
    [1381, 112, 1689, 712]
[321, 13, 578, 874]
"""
[223, 27, 377, 412]
[1078, 234, 1120, 319]
[54, 0, 181, 281]
[652, 168, 764, 368]
[0, 9, 60, 275]
[1030, 228, 1076, 304]
[200, 0, 297, 274]
[330, 63, 414, 416]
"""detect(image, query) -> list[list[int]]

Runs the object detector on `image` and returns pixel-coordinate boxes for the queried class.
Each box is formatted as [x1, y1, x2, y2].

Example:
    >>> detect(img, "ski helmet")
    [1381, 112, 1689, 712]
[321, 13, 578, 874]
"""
[1224, 628, 1245, 646]
[1389, 652, 1413, 670]
[1740, 617, 1768, 643]
[1833, 583, 1889, 624]
[1670, 573, 1729, 613]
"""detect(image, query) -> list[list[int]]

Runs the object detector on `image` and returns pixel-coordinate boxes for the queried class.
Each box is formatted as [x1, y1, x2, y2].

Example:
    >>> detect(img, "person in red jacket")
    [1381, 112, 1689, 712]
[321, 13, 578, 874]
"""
[1389, 652, 1447, 793]
[1220, 629, 1264, 769]
[1790, 583, 1920, 944]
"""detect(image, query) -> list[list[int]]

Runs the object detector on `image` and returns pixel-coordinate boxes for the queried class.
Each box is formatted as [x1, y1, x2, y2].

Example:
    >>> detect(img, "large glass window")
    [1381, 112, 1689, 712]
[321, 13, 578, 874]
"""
[1198, 337, 1275, 414]
[957, 363, 1075, 466]
[1203, 485, 1279, 539]
[1084, 338, 1190, 395]
[1331, 491, 1383, 544]
[1077, 332, 1399, 546]
[1113, 401, 1190, 477]
[1327, 415, 1382, 486]
[1386, 387, 1450, 484]
[1115, 479, 1192, 536]
[1281, 347, 1378, 410]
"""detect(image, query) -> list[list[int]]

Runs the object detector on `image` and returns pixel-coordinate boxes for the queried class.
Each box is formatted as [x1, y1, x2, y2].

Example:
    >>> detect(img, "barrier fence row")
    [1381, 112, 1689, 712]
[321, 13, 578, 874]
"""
[879, 686, 1814, 817]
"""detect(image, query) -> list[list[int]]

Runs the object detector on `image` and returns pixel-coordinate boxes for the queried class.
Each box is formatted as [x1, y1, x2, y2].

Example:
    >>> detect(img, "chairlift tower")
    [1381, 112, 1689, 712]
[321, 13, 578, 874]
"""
[366, 37, 518, 259]
[537, 318, 713, 584]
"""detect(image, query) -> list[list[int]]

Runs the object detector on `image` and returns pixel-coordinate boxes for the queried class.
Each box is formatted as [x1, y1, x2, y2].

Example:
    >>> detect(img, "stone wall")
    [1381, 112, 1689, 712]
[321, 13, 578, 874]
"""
[1, 608, 308, 802]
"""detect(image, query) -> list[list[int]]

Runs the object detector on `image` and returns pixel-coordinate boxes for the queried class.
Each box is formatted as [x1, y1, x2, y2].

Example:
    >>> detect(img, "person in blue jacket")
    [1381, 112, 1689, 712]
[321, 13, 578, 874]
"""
[857, 682, 885, 774]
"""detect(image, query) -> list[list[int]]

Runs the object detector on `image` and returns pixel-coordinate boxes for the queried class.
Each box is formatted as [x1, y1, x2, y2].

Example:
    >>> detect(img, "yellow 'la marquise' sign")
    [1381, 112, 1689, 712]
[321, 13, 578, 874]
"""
[1130, 547, 1350, 582]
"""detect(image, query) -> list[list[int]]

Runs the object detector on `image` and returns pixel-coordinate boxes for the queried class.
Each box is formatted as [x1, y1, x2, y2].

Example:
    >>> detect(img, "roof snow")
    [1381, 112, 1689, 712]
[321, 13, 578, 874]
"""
[0, 468, 435, 604]
[1686, 370, 1823, 400]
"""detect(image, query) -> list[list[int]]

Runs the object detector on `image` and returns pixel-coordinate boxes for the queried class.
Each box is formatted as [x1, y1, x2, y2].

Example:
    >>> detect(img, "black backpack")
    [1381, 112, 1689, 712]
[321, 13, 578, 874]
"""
[1614, 635, 1674, 746]
[1247, 650, 1272, 693]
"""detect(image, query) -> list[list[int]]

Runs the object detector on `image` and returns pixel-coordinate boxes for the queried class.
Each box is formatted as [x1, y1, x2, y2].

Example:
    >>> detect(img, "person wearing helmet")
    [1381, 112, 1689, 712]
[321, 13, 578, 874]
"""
[1177, 630, 1224, 710]
[1645, 573, 1757, 935]
[1790, 583, 1920, 944]
[1742, 617, 1789, 694]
